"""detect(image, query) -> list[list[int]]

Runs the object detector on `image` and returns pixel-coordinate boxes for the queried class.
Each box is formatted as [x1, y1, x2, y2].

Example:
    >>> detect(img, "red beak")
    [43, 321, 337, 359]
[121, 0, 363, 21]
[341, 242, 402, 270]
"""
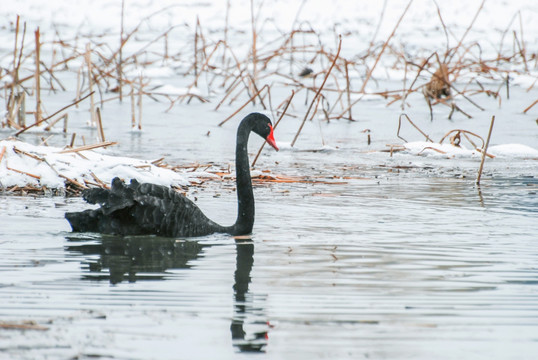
[266, 124, 279, 151]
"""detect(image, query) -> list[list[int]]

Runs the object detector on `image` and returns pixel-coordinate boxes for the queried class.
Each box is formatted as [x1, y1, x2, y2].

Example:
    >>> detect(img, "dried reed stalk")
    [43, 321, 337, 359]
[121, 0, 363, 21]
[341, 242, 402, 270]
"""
[58, 141, 117, 154]
[250, 0, 258, 99]
[13, 147, 45, 162]
[6, 165, 41, 180]
[252, 89, 295, 167]
[291, 37, 342, 147]
[0, 322, 48, 331]
[138, 72, 143, 130]
[44, 113, 66, 131]
[34, 28, 43, 124]
[14, 91, 94, 136]
[359, 0, 413, 93]
[397, 113, 433, 143]
[523, 99, 538, 114]
[0, 146, 6, 164]
[118, 0, 125, 102]
[219, 84, 269, 126]
[448, 0, 485, 64]
[59, 174, 88, 189]
[476, 115, 495, 185]
[96, 107, 106, 142]
[86, 43, 96, 126]
[130, 86, 136, 128]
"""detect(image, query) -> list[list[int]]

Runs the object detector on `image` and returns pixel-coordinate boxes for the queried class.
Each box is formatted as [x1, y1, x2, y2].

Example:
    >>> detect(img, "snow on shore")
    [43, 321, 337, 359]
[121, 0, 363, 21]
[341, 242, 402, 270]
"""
[0, 139, 194, 191]
[402, 141, 538, 159]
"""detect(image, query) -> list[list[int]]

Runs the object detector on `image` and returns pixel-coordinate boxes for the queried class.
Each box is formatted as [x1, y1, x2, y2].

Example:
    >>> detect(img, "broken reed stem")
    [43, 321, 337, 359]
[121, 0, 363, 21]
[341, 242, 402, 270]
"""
[252, 89, 295, 167]
[7, 16, 23, 126]
[86, 44, 96, 126]
[15, 92, 26, 127]
[523, 98, 538, 114]
[370, 0, 388, 46]
[0, 146, 6, 164]
[96, 107, 105, 142]
[222, 0, 230, 65]
[448, 0, 485, 64]
[6, 165, 41, 180]
[249, 0, 259, 102]
[476, 115, 495, 185]
[397, 113, 433, 143]
[344, 60, 352, 120]
[13, 15, 20, 78]
[75, 66, 82, 107]
[14, 91, 94, 136]
[130, 85, 136, 128]
[291, 36, 342, 147]
[118, 0, 125, 102]
[44, 112, 67, 131]
[194, 16, 200, 87]
[138, 73, 143, 130]
[218, 84, 269, 126]
[58, 141, 117, 154]
[34, 28, 42, 125]
[63, 113, 69, 133]
[359, 0, 413, 93]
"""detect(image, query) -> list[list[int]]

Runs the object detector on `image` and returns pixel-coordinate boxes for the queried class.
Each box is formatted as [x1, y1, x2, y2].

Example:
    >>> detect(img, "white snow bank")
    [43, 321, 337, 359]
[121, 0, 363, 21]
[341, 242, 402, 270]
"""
[402, 141, 538, 159]
[150, 84, 203, 97]
[0, 139, 189, 190]
[488, 144, 538, 158]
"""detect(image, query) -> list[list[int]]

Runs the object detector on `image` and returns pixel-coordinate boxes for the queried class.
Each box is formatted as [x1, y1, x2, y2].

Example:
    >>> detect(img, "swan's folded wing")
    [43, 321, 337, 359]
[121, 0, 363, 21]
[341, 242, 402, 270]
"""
[82, 177, 136, 215]
[131, 182, 219, 237]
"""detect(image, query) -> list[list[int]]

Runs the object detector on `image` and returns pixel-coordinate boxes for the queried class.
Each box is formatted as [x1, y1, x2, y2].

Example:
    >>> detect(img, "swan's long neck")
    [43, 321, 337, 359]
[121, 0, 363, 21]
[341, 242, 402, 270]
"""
[231, 121, 255, 235]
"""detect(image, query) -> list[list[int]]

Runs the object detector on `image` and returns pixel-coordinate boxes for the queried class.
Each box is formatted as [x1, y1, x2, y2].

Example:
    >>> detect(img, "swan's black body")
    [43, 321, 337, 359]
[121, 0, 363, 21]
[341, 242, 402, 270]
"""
[65, 113, 278, 237]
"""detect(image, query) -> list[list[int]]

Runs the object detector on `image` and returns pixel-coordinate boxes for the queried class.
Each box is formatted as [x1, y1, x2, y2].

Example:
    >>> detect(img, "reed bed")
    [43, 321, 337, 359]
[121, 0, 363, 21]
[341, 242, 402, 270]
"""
[0, 2, 536, 194]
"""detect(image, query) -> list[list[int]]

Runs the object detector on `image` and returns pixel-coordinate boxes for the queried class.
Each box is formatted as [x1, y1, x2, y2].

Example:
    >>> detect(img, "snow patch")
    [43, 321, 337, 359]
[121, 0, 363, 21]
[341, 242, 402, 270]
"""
[0, 139, 190, 190]
[402, 141, 538, 159]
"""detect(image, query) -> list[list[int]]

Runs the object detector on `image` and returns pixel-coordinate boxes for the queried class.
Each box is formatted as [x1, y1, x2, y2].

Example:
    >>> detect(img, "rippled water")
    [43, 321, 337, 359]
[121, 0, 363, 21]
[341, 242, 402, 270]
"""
[1, 160, 537, 359]
[1, 63, 537, 358]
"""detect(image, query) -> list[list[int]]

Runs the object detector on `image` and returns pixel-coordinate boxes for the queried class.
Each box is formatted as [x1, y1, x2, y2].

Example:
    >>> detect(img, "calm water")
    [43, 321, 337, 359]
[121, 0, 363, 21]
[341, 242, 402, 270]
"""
[1, 164, 537, 359]
[1, 80, 537, 359]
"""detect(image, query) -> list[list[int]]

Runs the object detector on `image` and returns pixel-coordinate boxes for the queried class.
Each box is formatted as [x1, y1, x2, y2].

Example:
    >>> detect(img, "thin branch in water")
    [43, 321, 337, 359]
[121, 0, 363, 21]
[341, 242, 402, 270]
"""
[476, 115, 495, 185]
[397, 113, 433, 143]
[291, 36, 342, 147]
[219, 84, 269, 127]
[252, 89, 295, 167]
[359, 0, 413, 93]
[14, 91, 94, 136]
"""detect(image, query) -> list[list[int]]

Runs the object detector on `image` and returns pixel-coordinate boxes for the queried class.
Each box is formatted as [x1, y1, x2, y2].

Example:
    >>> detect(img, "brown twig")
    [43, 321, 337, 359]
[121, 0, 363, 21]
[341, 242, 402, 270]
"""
[0, 146, 6, 164]
[397, 113, 433, 143]
[14, 92, 94, 136]
[252, 89, 295, 167]
[96, 107, 106, 142]
[359, 0, 413, 93]
[6, 164, 41, 180]
[218, 84, 269, 126]
[476, 115, 495, 185]
[523, 99, 538, 114]
[34, 28, 43, 125]
[58, 141, 117, 154]
[291, 36, 342, 147]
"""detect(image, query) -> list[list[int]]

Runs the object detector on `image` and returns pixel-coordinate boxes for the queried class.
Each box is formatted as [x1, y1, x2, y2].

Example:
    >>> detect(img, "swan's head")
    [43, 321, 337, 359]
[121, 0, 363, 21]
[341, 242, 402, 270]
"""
[249, 113, 279, 151]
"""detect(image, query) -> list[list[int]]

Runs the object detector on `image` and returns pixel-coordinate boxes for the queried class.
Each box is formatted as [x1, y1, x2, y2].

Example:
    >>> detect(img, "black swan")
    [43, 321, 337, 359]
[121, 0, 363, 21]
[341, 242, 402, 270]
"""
[65, 112, 279, 237]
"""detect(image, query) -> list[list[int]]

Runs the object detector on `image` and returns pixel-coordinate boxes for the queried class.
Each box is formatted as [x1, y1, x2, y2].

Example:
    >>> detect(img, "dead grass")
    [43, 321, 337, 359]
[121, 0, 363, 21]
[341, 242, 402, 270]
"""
[0, 3, 536, 194]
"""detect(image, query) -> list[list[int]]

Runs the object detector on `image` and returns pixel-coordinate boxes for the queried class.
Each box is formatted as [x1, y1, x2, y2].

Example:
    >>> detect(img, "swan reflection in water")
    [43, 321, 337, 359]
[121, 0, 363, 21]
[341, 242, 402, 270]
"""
[65, 235, 268, 352]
